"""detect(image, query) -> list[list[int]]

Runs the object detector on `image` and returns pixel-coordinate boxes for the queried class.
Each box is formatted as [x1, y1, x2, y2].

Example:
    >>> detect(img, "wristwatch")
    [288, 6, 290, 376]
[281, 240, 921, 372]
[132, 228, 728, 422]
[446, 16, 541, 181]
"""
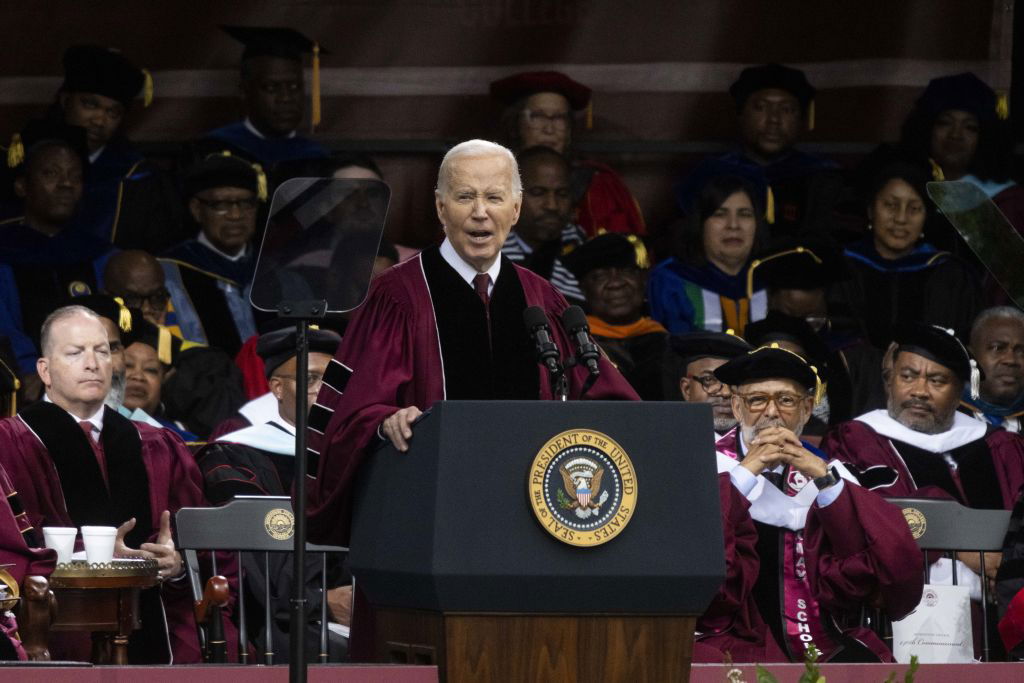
[813, 466, 840, 491]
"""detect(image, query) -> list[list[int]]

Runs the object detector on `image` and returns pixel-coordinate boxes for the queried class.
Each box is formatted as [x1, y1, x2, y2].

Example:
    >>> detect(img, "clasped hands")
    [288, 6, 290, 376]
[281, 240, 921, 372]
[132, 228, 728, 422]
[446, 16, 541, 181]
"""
[740, 426, 829, 481]
[114, 509, 183, 581]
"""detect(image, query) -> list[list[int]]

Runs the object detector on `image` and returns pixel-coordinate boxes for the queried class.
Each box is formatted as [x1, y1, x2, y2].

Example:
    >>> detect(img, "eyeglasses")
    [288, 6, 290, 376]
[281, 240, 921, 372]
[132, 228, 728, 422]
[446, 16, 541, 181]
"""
[734, 391, 808, 413]
[196, 197, 259, 215]
[274, 372, 325, 389]
[521, 109, 571, 129]
[690, 374, 724, 395]
[119, 287, 170, 310]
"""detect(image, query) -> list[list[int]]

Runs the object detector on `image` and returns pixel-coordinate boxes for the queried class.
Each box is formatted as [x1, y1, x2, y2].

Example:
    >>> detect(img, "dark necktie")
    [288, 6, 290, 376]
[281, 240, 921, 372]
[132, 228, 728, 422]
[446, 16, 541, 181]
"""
[79, 420, 109, 486]
[473, 273, 491, 306]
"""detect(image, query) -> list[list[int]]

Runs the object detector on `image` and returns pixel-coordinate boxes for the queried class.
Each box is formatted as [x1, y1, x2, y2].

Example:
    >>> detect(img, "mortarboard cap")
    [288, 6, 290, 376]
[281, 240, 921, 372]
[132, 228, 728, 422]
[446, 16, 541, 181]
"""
[7, 119, 89, 170]
[490, 71, 592, 111]
[892, 323, 981, 395]
[62, 45, 151, 107]
[61, 294, 133, 335]
[257, 326, 341, 378]
[184, 151, 266, 201]
[746, 236, 849, 299]
[123, 309, 187, 366]
[743, 311, 830, 369]
[730, 63, 816, 111]
[715, 344, 825, 404]
[669, 330, 751, 366]
[916, 72, 1001, 125]
[221, 25, 326, 61]
[673, 158, 773, 223]
[561, 233, 649, 281]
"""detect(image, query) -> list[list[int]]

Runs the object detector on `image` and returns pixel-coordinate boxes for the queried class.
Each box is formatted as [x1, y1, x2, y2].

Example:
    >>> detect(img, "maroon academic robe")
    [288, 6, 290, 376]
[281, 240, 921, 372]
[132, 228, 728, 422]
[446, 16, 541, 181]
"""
[695, 473, 786, 663]
[821, 411, 1024, 509]
[0, 463, 56, 660]
[716, 428, 921, 662]
[306, 247, 640, 547]
[0, 403, 239, 663]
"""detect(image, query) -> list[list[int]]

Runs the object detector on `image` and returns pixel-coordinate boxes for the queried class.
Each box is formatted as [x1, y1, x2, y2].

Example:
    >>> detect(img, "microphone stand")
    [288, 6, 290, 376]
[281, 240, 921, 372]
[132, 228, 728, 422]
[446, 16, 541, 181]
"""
[278, 298, 327, 683]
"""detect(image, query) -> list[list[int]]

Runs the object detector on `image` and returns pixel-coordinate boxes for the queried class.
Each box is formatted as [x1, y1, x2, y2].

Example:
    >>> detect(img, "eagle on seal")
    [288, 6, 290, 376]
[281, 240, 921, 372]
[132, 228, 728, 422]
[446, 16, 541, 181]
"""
[560, 465, 604, 509]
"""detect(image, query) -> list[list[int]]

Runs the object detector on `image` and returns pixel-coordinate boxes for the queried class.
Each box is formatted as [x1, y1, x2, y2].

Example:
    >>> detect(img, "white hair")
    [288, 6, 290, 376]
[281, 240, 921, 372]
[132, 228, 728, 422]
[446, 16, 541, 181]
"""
[971, 306, 1024, 345]
[435, 139, 522, 197]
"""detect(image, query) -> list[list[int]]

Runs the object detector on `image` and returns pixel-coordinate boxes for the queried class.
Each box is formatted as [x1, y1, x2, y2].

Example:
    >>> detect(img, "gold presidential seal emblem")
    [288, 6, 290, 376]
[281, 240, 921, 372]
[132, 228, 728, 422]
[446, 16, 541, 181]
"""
[264, 508, 295, 541]
[902, 507, 927, 540]
[528, 428, 637, 547]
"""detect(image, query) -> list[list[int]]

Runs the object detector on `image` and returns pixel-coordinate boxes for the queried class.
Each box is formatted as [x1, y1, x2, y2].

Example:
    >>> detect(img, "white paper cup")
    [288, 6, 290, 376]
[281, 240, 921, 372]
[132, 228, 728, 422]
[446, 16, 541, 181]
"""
[80, 526, 117, 565]
[42, 527, 77, 564]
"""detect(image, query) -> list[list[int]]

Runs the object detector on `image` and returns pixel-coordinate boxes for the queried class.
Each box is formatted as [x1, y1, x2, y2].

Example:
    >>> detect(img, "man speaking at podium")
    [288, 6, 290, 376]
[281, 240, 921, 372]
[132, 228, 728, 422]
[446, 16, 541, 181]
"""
[305, 139, 638, 546]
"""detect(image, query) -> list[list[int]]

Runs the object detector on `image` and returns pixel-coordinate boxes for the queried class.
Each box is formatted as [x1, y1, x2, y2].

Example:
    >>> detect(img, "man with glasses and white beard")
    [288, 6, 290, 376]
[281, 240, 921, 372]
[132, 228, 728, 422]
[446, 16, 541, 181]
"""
[710, 344, 920, 662]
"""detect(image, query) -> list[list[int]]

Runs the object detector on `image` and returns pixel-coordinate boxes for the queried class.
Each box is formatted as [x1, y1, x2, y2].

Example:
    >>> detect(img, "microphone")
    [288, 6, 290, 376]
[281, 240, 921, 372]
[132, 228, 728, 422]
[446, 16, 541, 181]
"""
[561, 305, 601, 378]
[523, 306, 562, 376]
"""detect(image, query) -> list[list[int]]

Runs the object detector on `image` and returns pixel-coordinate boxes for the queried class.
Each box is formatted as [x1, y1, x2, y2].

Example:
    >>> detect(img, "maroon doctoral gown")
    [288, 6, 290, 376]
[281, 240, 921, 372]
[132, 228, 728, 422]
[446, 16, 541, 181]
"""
[305, 246, 640, 546]
[716, 428, 922, 662]
[821, 410, 1024, 510]
[0, 462, 56, 660]
[0, 401, 239, 663]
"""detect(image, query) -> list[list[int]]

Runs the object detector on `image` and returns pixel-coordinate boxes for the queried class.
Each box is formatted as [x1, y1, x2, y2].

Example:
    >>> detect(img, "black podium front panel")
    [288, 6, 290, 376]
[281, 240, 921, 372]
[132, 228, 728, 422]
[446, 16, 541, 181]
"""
[350, 400, 724, 615]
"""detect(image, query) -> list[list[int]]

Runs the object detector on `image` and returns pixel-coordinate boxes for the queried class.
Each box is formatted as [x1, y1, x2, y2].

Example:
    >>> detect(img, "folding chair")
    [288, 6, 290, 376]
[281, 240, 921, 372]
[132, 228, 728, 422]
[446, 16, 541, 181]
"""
[176, 496, 348, 664]
[886, 497, 1012, 661]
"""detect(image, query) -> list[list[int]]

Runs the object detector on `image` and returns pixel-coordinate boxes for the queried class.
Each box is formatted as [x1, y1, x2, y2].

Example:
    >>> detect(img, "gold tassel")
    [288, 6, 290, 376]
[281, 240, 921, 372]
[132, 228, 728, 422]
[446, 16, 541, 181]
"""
[6, 133, 23, 168]
[997, 90, 1010, 121]
[626, 235, 650, 269]
[253, 163, 268, 201]
[142, 69, 154, 107]
[928, 158, 945, 181]
[746, 258, 761, 301]
[311, 42, 321, 130]
[585, 99, 593, 130]
[812, 372, 826, 406]
[113, 297, 132, 332]
[157, 326, 172, 365]
[807, 99, 815, 131]
[765, 186, 775, 224]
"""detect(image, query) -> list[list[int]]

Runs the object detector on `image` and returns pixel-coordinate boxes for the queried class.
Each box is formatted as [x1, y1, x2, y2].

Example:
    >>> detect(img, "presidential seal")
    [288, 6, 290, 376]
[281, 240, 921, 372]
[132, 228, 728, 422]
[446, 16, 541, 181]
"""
[264, 508, 295, 541]
[902, 507, 927, 540]
[528, 428, 637, 547]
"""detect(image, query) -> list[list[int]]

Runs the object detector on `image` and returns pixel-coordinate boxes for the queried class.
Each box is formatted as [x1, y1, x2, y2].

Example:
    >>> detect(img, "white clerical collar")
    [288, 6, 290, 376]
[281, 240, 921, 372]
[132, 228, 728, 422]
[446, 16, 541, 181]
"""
[197, 232, 249, 262]
[244, 117, 296, 140]
[88, 146, 105, 164]
[44, 394, 105, 434]
[855, 409, 988, 453]
[439, 237, 500, 296]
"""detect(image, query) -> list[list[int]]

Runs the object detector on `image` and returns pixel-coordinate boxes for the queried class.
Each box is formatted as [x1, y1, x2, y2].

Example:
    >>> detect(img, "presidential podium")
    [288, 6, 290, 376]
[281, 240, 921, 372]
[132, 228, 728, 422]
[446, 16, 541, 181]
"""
[349, 401, 724, 682]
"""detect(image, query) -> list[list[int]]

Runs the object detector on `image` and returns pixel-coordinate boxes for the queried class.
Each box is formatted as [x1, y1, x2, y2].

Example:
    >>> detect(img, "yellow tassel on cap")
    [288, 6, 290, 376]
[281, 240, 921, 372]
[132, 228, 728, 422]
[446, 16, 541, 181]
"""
[157, 326, 172, 365]
[112, 297, 132, 333]
[253, 163, 268, 202]
[997, 90, 1010, 121]
[811, 370, 827, 406]
[765, 186, 775, 225]
[6, 133, 23, 168]
[928, 158, 945, 181]
[585, 99, 593, 130]
[807, 99, 815, 131]
[311, 42, 321, 130]
[142, 69, 154, 107]
[626, 235, 650, 269]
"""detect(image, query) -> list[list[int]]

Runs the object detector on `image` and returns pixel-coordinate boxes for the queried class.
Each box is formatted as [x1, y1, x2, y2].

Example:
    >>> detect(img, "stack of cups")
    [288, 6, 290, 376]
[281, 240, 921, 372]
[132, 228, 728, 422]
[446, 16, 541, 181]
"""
[42, 527, 77, 564]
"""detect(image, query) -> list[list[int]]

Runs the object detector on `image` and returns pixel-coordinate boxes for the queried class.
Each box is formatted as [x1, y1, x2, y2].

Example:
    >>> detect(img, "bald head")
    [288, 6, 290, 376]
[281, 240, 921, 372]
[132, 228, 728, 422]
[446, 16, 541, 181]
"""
[103, 250, 169, 325]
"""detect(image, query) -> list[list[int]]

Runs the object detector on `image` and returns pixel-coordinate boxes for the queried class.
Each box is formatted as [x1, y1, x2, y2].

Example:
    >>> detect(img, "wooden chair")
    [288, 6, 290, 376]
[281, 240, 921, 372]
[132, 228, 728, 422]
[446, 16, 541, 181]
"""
[886, 497, 1012, 661]
[176, 496, 347, 664]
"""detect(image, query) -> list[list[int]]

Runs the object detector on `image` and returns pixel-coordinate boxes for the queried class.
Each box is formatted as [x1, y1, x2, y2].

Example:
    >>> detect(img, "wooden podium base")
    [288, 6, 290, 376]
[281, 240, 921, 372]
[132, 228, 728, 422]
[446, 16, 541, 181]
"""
[374, 608, 695, 682]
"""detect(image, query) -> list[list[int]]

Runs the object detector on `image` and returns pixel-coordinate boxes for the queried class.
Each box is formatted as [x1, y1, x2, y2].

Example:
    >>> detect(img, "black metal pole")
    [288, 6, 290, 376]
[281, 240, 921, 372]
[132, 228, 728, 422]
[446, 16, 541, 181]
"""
[290, 320, 309, 682]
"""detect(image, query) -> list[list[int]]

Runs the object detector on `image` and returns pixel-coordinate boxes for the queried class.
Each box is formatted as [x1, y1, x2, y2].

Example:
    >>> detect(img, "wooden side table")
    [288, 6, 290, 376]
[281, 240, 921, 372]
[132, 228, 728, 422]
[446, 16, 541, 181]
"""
[49, 559, 159, 664]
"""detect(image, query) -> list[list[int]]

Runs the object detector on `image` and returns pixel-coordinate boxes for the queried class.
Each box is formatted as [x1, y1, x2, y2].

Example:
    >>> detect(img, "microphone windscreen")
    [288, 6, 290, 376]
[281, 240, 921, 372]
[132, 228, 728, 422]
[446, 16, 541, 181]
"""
[523, 306, 549, 329]
[561, 305, 588, 331]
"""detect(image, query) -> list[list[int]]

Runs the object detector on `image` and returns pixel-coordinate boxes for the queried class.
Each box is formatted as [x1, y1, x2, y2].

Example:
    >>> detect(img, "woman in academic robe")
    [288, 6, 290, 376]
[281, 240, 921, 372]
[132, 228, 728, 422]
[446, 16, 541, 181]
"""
[832, 157, 981, 350]
[648, 173, 769, 336]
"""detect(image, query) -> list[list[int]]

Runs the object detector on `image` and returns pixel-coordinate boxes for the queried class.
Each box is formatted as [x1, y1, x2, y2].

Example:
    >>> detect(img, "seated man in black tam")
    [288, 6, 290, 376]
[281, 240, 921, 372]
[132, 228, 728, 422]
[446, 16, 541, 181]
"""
[562, 233, 666, 399]
[161, 151, 264, 357]
[197, 325, 349, 662]
[669, 330, 750, 434]
[52, 45, 186, 251]
[0, 120, 114, 394]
